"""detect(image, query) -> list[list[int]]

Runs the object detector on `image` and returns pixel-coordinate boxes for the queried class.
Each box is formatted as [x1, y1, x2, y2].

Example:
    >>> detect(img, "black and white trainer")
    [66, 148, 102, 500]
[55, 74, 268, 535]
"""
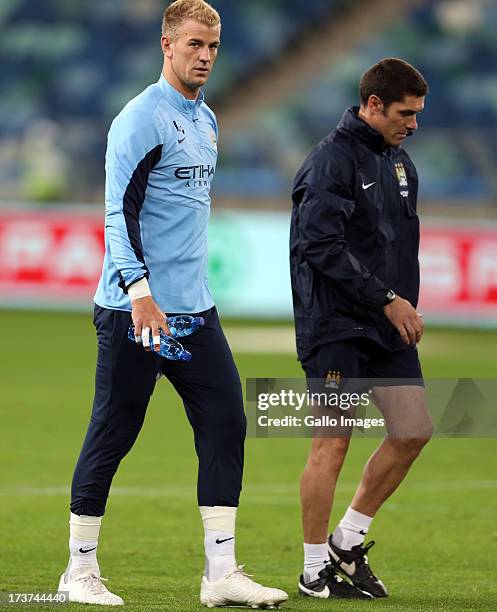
[328, 535, 388, 598]
[298, 563, 373, 600]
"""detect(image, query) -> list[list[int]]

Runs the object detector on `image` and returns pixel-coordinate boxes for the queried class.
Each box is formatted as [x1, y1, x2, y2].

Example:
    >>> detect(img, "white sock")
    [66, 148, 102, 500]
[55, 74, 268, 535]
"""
[332, 506, 373, 550]
[199, 506, 237, 582]
[303, 542, 330, 583]
[67, 513, 102, 578]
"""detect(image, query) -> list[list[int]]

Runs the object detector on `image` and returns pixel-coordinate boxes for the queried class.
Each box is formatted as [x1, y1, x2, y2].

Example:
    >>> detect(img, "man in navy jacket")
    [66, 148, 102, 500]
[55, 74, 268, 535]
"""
[291, 58, 433, 600]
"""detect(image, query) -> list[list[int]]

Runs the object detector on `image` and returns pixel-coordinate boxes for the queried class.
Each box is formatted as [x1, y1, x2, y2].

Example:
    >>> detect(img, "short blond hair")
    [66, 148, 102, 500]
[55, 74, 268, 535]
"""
[162, 0, 221, 39]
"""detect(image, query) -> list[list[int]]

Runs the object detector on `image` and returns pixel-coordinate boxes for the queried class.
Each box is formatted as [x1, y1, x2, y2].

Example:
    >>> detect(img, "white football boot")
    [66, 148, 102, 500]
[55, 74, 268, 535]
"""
[200, 565, 288, 608]
[58, 569, 124, 606]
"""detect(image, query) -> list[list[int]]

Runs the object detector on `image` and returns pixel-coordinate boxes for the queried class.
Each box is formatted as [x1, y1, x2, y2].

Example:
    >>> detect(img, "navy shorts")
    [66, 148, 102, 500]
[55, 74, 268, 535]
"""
[302, 337, 424, 392]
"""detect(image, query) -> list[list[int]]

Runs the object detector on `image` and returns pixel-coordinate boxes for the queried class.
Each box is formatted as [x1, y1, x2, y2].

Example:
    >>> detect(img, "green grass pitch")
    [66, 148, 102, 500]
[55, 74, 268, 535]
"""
[0, 310, 496, 611]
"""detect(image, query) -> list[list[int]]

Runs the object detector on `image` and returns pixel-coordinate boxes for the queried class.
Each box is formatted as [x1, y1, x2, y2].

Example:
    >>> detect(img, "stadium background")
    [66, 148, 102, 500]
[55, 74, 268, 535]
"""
[0, 0, 496, 610]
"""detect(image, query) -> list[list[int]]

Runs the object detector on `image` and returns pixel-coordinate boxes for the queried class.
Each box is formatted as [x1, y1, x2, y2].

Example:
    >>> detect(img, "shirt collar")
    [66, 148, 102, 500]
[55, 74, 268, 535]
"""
[337, 106, 392, 154]
[158, 74, 204, 119]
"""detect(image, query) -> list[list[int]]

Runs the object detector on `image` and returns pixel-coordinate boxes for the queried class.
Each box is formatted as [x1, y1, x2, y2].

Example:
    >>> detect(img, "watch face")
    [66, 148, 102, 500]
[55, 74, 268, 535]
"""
[386, 290, 396, 303]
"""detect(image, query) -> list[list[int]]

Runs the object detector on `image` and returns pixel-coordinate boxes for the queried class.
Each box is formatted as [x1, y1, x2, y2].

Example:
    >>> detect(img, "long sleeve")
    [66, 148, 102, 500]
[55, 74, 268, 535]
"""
[104, 109, 163, 293]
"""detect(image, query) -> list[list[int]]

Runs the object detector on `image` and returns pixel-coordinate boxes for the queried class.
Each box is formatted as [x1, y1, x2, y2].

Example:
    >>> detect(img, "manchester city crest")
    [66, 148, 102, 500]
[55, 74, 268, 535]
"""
[325, 370, 341, 390]
[394, 163, 409, 198]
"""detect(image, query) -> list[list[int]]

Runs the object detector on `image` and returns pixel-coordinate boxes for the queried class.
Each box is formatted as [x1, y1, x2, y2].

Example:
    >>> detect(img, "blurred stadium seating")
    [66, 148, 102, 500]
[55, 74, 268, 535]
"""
[215, 0, 497, 209]
[1, 0, 497, 212]
[0, 0, 337, 202]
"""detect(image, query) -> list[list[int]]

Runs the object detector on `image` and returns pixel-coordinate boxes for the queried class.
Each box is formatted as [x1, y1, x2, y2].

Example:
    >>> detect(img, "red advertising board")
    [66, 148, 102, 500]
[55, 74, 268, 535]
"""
[0, 207, 496, 324]
[0, 208, 104, 305]
[419, 224, 497, 322]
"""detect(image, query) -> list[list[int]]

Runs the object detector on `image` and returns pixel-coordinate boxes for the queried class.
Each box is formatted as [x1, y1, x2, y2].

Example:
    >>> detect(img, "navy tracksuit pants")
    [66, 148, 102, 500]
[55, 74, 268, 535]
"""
[70, 305, 246, 517]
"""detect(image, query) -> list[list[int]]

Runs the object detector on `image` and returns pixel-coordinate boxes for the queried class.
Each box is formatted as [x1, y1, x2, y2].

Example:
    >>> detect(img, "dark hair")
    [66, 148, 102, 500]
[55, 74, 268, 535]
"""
[359, 58, 428, 108]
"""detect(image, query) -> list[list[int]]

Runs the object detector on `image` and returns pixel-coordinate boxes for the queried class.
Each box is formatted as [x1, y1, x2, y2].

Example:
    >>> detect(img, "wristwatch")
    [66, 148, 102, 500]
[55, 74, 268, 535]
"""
[383, 289, 397, 306]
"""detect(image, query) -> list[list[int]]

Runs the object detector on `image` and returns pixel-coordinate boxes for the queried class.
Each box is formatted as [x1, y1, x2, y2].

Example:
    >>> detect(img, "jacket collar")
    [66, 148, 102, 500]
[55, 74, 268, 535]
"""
[337, 106, 391, 154]
[157, 74, 204, 119]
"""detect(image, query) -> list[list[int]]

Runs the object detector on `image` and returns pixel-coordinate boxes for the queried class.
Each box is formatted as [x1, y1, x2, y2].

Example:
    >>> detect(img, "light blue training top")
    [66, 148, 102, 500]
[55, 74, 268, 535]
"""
[94, 75, 218, 313]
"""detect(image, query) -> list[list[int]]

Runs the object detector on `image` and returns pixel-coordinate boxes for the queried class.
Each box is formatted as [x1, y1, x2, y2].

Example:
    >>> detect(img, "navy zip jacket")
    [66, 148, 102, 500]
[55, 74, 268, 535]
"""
[290, 106, 420, 361]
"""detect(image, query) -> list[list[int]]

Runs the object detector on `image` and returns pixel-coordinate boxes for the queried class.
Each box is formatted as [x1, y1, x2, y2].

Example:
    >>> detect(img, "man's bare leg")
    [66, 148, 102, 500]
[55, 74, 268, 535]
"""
[329, 386, 433, 598]
[301, 436, 351, 544]
[350, 386, 433, 517]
